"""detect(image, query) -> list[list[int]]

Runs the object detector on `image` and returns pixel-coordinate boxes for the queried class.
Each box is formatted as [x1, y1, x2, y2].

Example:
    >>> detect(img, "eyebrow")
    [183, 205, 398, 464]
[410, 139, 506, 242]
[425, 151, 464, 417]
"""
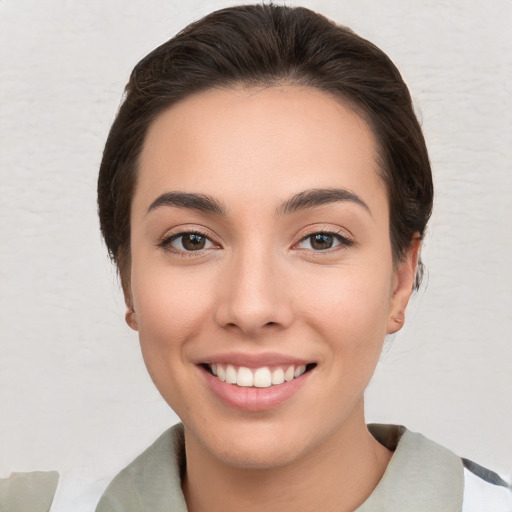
[147, 192, 226, 216]
[278, 188, 371, 216]
[146, 187, 370, 217]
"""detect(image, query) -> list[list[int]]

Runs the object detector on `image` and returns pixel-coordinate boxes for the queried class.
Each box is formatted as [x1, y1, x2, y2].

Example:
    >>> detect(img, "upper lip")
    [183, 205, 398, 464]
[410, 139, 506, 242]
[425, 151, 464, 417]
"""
[195, 352, 313, 368]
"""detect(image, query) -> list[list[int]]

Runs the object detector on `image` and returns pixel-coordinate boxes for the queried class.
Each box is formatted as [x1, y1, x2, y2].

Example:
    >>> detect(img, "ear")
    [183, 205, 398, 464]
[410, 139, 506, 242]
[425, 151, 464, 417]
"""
[386, 234, 421, 335]
[118, 251, 139, 332]
[125, 300, 139, 331]
[123, 280, 138, 331]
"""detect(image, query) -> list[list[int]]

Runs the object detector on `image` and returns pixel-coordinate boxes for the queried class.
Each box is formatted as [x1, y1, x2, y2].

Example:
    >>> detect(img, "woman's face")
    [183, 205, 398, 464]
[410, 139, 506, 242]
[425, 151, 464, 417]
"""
[127, 86, 417, 468]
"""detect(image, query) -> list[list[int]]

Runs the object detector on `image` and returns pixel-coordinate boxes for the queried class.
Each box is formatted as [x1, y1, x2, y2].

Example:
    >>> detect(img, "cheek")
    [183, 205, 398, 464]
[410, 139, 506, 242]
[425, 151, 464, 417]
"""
[302, 263, 393, 342]
[130, 268, 216, 414]
[131, 266, 213, 359]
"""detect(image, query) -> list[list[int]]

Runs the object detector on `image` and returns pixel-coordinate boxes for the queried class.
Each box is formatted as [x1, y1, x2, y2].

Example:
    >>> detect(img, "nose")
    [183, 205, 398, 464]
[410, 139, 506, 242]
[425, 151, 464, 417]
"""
[213, 246, 294, 336]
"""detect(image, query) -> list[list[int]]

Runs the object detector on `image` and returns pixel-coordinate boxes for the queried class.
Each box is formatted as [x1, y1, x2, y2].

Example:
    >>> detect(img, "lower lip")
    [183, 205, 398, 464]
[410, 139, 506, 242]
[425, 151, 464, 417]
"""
[201, 367, 313, 412]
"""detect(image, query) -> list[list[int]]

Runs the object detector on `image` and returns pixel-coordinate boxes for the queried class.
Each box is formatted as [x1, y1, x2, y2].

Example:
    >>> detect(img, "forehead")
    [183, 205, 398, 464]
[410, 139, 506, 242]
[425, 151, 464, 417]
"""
[135, 85, 386, 214]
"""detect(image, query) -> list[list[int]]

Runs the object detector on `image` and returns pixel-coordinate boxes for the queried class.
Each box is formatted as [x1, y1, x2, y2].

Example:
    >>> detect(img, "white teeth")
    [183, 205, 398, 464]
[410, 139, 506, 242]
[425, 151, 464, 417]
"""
[209, 363, 312, 387]
[271, 368, 285, 385]
[284, 366, 295, 382]
[226, 364, 237, 384]
[253, 367, 272, 388]
[295, 365, 306, 377]
[217, 365, 226, 382]
[237, 367, 254, 387]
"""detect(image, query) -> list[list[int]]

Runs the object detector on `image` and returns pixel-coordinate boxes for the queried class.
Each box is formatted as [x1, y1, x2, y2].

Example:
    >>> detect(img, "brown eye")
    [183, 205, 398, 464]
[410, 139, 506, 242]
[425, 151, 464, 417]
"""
[311, 233, 334, 250]
[296, 232, 353, 251]
[163, 232, 216, 252]
[181, 233, 207, 250]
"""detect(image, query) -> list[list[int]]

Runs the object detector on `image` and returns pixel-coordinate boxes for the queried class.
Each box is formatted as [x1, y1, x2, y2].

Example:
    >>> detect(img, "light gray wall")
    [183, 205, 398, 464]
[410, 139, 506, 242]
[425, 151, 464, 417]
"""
[1, 0, 511, 501]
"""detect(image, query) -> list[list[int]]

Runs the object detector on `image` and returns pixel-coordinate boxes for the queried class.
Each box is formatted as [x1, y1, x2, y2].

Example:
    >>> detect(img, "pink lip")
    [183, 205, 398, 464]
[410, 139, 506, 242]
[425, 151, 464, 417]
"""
[199, 364, 314, 412]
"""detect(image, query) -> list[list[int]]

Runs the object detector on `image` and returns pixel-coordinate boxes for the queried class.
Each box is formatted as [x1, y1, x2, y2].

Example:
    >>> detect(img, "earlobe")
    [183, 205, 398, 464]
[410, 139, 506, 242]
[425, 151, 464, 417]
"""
[118, 255, 138, 331]
[388, 310, 405, 333]
[386, 235, 421, 335]
[125, 305, 139, 331]
[122, 282, 138, 331]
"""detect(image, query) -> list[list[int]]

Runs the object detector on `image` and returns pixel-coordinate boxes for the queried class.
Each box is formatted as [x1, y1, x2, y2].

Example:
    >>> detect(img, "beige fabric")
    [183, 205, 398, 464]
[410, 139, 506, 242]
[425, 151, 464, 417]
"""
[358, 425, 464, 511]
[0, 471, 59, 512]
[96, 426, 187, 512]
[96, 423, 465, 511]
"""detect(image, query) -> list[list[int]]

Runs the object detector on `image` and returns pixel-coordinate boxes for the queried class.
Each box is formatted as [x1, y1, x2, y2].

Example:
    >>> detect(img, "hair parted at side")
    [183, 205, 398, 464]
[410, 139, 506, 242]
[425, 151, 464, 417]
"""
[98, 3, 433, 289]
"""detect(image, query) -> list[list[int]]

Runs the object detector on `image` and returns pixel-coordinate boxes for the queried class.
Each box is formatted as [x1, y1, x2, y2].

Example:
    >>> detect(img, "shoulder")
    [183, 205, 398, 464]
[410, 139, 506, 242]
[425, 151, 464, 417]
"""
[95, 423, 511, 512]
[95, 423, 187, 512]
[0, 471, 59, 512]
[365, 424, 511, 512]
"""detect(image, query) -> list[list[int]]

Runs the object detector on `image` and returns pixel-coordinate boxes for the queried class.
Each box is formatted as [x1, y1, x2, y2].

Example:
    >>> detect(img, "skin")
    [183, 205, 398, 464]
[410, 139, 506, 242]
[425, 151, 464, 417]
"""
[125, 86, 420, 512]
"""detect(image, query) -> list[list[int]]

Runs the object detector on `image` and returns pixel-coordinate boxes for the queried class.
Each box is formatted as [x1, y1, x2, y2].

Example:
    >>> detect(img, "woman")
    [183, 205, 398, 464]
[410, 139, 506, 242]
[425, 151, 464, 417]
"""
[95, 4, 511, 511]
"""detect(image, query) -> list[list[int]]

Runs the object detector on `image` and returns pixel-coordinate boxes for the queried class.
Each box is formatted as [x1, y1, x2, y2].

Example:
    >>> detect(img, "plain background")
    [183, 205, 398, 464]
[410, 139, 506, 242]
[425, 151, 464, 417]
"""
[1, 0, 511, 504]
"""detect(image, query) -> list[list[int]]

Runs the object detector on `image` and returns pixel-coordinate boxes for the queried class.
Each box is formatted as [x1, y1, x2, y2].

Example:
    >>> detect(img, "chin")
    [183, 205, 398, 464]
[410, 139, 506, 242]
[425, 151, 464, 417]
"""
[188, 417, 318, 470]
[214, 438, 305, 470]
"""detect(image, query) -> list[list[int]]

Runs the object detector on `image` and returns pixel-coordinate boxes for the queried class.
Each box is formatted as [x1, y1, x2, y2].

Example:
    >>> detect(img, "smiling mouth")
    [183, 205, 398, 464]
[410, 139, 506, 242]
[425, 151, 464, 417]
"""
[201, 363, 317, 388]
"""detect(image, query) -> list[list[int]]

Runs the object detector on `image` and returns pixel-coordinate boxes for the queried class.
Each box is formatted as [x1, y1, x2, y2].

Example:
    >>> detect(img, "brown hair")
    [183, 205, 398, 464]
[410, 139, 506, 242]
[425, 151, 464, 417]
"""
[98, 4, 433, 288]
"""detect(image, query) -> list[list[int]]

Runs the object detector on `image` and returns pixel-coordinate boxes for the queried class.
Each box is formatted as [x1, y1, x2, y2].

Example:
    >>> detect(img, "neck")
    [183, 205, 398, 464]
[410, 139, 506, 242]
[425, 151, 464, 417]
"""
[182, 402, 392, 512]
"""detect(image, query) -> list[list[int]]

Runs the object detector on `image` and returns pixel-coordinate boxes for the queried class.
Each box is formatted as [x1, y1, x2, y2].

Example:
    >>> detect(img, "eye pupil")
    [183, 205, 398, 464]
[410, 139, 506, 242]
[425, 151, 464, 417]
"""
[182, 234, 206, 250]
[311, 233, 334, 250]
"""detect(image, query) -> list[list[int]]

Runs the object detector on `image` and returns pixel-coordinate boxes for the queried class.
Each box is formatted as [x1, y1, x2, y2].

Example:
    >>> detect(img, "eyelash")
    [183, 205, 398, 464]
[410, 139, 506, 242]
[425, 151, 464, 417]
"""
[159, 228, 354, 256]
[295, 230, 354, 252]
[159, 230, 219, 256]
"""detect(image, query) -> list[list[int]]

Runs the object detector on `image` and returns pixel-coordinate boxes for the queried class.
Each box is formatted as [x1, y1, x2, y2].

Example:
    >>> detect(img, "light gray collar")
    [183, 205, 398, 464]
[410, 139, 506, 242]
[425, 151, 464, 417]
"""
[97, 423, 464, 511]
[357, 424, 463, 511]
